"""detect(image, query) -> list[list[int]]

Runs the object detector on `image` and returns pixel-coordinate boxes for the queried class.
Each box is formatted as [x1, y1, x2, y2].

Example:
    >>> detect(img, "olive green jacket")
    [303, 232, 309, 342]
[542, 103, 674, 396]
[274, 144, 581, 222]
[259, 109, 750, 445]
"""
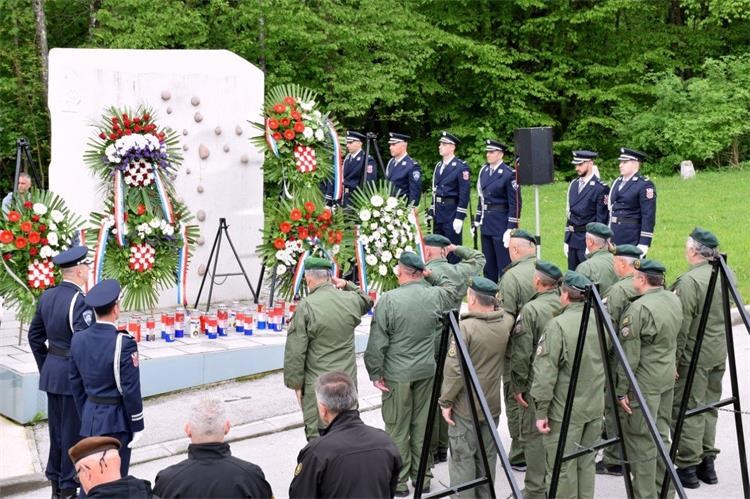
[365, 276, 457, 383]
[672, 261, 727, 368]
[509, 289, 562, 396]
[499, 254, 536, 318]
[576, 248, 618, 295]
[426, 246, 486, 310]
[284, 281, 373, 389]
[530, 301, 604, 423]
[615, 287, 682, 397]
[603, 274, 636, 329]
[440, 310, 513, 420]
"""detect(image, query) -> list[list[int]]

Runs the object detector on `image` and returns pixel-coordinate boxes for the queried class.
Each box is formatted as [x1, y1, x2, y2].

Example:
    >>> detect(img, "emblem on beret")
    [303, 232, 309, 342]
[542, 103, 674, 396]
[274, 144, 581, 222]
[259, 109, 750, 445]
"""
[646, 188, 654, 199]
[462, 171, 469, 180]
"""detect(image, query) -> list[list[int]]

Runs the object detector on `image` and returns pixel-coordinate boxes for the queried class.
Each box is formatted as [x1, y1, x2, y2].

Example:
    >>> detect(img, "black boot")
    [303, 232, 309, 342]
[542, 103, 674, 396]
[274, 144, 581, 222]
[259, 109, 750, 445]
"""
[696, 455, 718, 484]
[50, 481, 60, 499]
[59, 488, 77, 499]
[436, 447, 448, 463]
[677, 465, 701, 489]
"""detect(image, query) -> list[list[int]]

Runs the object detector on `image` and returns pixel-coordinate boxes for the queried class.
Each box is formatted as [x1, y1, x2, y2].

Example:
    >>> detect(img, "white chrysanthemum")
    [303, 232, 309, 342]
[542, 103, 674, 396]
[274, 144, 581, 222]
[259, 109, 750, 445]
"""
[407, 213, 417, 224]
[40, 245, 53, 258]
[149, 218, 161, 228]
[47, 232, 59, 247]
[374, 239, 384, 248]
[405, 245, 414, 253]
[381, 250, 393, 263]
[359, 209, 371, 222]
[386, 197, 399, 208]
[332, 244, 340, 255]
[372, 210, 381, 218]
[394, 248, 403, 258]
[50, 210, 64, 223]
[366, 254, 378, 266]
[396, 209, 404, 216]
[378, 264, 388, 276]
[392, 266, 399, 275]
[303, 127, 314, 140]
[314, 128, 325, 141]
[381, 215, 392, 224]
[370, 222, 378, 230]
[163, 226, 174, 236]
[276, 264, 287, 276]
[370, 195, 384, 207]
[32, 203, 47, 216]
[300, 100, 315, 112]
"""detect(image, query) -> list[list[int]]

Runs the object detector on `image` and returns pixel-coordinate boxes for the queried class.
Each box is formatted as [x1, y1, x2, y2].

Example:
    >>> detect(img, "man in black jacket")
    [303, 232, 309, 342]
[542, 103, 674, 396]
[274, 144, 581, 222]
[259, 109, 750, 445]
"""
[153, 398, 272, 498]
[289, 371, 403, 498]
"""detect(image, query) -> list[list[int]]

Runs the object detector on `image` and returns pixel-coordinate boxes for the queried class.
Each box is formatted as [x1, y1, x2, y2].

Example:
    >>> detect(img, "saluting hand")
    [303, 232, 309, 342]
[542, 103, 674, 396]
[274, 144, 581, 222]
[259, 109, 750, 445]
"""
[536, 418, 550, 434]
[445, 244, 457, 254]
[331, 276, 347, 289]
[513, 392, 529, 409]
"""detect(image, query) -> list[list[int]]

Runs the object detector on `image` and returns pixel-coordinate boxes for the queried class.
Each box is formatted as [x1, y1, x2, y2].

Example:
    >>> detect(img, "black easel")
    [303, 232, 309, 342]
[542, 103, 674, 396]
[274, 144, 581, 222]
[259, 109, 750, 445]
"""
[414, 311, 522, 498]
[359, 132, 387, 187]
[547, 284, 686, 499]
[659, 254, 749, 498]
[14, 137, 45, 192]
[193, 218, 258, 311]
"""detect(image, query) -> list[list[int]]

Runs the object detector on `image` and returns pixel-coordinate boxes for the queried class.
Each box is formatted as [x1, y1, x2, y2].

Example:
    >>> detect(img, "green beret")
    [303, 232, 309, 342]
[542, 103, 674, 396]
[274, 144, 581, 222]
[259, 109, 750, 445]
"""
[535, 260, 562, 281]
[611, 244, 642, 258]
[424, 234, 452, 248]
[469, 276, 499, 296]
[690, 227, 719, 249]
[562, 271, 591, 292]
[586, 222, 613, 239]
[510, 229, 536, 244]
[304, 257, 333, 270]
[399, 251, 425, 271]
[633, 258, 666, 276]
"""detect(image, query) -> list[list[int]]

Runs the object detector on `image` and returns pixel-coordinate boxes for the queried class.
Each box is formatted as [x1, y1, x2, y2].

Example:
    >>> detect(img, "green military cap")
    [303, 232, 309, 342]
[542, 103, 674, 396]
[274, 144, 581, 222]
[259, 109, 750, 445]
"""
[586, 222, 613, 239]
[535, 260, 562, 281]
[633, 258, 666, 276]
[399, 251, 425, 271]
[611, 244, 642, 258]
[468, 276, 499, 296]
[690, 227, 719, 248]
[304, 256, 333, 270]
[424, 234, 452, 247]
[510, 229, 536, 244]
[562, 271, 591, 292]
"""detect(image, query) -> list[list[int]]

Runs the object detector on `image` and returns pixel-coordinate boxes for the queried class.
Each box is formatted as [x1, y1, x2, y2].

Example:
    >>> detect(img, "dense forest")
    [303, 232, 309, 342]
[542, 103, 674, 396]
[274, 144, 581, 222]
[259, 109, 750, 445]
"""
[1, 0, 749, 193]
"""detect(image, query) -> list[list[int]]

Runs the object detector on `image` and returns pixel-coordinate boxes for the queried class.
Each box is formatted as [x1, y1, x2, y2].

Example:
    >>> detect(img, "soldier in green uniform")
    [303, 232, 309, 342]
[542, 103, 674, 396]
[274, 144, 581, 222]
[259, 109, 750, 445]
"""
[598, 244, 642, 475]
[365, 252, 457, 496]
[615, 259, 682, 498]
[671, 228, 725, 488]
[423, 233, 486, 462]
[509, 260, 562, 499]
[575, 222, 618, 294]
[499, 228, 537, 468]
[284, 257, 374, 440]
[531, 271, 604, 499]
[439, 277, 513, 498]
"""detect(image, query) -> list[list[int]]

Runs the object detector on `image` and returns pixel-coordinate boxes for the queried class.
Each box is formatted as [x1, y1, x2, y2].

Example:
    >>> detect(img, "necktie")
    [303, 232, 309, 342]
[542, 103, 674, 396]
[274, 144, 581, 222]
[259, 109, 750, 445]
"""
[578, 179, 585, 193]
[439, 162, 445, 176]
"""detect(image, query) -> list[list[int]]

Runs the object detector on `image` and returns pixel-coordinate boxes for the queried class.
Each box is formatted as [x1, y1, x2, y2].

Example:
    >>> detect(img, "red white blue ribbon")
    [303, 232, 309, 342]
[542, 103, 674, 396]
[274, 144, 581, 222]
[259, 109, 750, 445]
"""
[291, 250, 310, 296]
[113, 171, 126, 247]
[411, 207, 426, 263]
[265, 119, 280, 158]
[153, 170, 175, 224]
[326, 120, 344, 202]
[321, 249, 340, 277]
[354, 226, 369, 293]
[176, 225, 189, 305]
[92, 220, 113, 284]
[78, 229, 90, 292]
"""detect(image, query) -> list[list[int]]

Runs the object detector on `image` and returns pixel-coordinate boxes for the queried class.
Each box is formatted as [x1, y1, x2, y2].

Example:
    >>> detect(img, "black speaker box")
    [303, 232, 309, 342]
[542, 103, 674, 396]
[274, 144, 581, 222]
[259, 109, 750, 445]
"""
[513, 127, 554, 185]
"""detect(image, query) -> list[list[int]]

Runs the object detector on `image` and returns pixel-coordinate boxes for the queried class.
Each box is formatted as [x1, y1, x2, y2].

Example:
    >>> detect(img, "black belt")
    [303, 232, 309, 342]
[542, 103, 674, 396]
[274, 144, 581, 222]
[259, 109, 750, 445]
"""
[435, 196, 457, 205]
[611, 216, 641, 224]
[567, 224, 587, 233]
[48, 346, 70, 358]
[88, 395, 122, 405]
[483, 203, 509, 211]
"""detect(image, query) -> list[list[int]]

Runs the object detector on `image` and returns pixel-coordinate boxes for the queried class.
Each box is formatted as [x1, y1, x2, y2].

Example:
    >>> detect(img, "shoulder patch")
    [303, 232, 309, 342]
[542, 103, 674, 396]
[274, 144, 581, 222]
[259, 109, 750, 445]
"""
[367, 164, 373, 174]
[448, 341, 457, 357]
[295, 462, 303, 476]
[462, 170, 469, 180]
[621, 326, 630, 337]
[622, 316, 631, 326]
[412, 171, 421, 180]
[511, 180, 518, 190]
[603, 194, 608, 205]
[131, 351, 139, 367]
[646, 188, 654, 199]
[83, 310, 93, 326]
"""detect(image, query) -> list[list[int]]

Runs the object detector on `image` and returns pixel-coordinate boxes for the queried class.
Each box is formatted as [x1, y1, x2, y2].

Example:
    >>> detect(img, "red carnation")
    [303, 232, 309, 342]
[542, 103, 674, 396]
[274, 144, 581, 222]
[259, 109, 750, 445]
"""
[99, 132, 107, 140]
[283, 129, 295, 141]
[320, 209, 331, 221]
[291, 111, 302, 120]
[122, 113, 129, 120]
[29, 247, 38, 256]
[290, 209, 302, 221]
[111, 116, 119, 124]
[39, 224, 47, 232]
[280, 117, 291, 127]
[294, 121, 305, 133]
[304, 201, 316, 213]
[109, 133, 117, 140]
[40, 238, 48, 245]
[31, 215, 40, 222]
[297, 227, 309, 240]
[134, 117, 141, 124]
[0, 230, 13, 244]
[2, 253, 11, 261]
[28, 232, 41, 244]
[273, 238, 286, 250]
[279, 222, 292, 234]
[23, 201, 33, 209]
[283, 96, 296, 106]
[7, 211, 21, 223]
[335, 231, 343, 243]
[158, 132, 165, 140]
[273, 103, 286, 114]
[268, 119, 279, 130]
[272, 132, 282, 141]
[134, 125, 142, 133]
[136, 204, 146, 216]
[143, 113, 150, 121]
[304, 212, 312, 220]
[327, 235, 335, 245]
[15, 237, 27, 249]
[124, 129, 132, 136]
[20, 221, 32, 233]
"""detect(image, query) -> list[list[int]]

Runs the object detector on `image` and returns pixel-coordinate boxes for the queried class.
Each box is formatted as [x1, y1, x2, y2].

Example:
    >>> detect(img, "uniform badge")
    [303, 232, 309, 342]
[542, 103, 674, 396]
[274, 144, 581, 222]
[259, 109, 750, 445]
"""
[412, 171, 421, 180]
[367, 164, 373, 173]
[589, 181, 595, 186]
[131, 352, 139, 367]
[462, 171, 469, 180]
[511, 180, 518, 190]
[401, 161, 407, 166]
[448, 343, 457, 357]
[83, 310, 93, 326]
[603, 195, 608, 205]
[621, 327, 630, 337]
[294, 463, 303, 476]
[646, 188, 654, 199]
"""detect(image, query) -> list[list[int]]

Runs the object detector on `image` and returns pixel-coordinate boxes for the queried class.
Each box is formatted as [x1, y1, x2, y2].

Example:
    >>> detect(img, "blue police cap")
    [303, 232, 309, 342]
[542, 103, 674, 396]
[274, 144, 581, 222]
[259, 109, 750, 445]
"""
[85, 279, 121, 308]
[52, 245, 91, 268]
[485, 139, 508, 152]
[439, 131, 460, 146]
[618, 147, 647, 162]
[346, 130, 366, 143]
[388, 132, 410, 144]
[571, 150, 598, 165]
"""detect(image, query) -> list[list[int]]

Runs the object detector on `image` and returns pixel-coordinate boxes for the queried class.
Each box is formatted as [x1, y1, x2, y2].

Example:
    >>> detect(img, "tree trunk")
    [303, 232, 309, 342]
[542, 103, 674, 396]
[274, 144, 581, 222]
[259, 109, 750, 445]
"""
[32, 0, 48, 105]
[89, 0, 101, 42]
[731, 137, 739, 166]
[258, 1, 266, 73]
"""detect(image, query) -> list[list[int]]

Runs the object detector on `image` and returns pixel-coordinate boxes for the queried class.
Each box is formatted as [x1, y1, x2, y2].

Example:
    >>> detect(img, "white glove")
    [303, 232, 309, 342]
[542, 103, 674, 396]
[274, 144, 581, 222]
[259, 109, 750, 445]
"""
[637, 244, 649, 257]
[563, 243, 569, 257]
[128, 430, 144, 449]
[452, 219, 463, 235]
[425, 214, 433, 224]
[502, 229, 512, 248]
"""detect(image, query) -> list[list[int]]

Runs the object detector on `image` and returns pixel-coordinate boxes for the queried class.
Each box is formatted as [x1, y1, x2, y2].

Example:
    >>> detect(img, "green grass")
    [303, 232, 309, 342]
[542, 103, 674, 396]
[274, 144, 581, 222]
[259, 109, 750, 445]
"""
[443, 168, 750, 297]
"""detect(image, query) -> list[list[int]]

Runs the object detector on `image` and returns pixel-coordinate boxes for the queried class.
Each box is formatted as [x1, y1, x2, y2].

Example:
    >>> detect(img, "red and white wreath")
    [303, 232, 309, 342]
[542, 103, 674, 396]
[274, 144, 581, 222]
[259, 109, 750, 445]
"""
[123, 160, 155, 187]
[27, 259, 55, 289]
[128, 242, 156, 272]
[293, 145, 318, 173]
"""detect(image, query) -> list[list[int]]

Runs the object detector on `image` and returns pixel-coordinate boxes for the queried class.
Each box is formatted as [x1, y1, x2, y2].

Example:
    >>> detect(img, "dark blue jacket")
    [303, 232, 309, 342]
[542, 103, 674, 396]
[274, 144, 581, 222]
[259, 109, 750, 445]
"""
[429, 157, 470, 224]
[70, 323, 144, 436]
[325, 150, 377, 207]
[474, 162, 521, 237]
[608, 173, 656, 246]
[386, 154, 422, 206]
[28, 281, 93, 395]
[565, 175, 610, 250]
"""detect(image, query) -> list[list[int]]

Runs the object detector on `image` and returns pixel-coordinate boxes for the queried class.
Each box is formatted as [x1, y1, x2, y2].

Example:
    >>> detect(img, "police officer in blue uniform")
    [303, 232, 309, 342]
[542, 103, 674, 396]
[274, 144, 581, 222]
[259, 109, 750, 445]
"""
[69, 279, 144, 477]
[28, 246, 94, 499]
[608, 148, 656, 256]
[428, 131, 470, 264]
[324, 130, 377, 208]
[564, 150, 610, 270]
[386, 132, 422, 206]
[474, 140, 522, 282]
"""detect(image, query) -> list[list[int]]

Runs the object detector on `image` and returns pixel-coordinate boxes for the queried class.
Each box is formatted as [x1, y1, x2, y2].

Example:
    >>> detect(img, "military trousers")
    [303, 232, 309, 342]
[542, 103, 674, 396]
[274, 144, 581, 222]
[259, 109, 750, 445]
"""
[503, 363, 525, 464]
[543, 418, 601, 499]
[448, 413, 498, 499]
[671, 362, 725, 468]
[301, 381, 324, 440]
[519, 397, 546, 499]
[567, 248, 586, 271]
[480, 235, 510, 283]
[434, 220, 462, 264]
[382, 378, 434, 491]
[602, 354, 623, 467]
[45, 393, 82, 491]
[620, 389, 674, 499]
[430, 408, 449, 454]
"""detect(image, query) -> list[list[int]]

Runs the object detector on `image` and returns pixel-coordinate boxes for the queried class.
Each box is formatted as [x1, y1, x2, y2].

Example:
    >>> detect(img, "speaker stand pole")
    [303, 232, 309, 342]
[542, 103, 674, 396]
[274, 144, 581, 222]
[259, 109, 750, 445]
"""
[534, 185, 541, 258]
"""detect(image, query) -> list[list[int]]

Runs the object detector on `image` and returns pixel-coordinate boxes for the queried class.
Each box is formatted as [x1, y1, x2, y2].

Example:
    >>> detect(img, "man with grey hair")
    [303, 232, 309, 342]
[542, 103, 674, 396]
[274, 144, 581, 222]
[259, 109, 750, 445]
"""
[290, 372, 402, 498]
[153, 398, 272, 498]
[576, 222, 618, 294]
[2, 171, 32, 214]
[284, 256, 374, 439]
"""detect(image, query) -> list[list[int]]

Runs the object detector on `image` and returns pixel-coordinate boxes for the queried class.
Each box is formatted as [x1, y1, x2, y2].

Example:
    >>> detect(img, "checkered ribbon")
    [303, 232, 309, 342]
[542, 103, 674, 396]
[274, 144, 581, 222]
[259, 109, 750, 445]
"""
[124, 160, 155, 187]
[294, 145, 318, 173]
[128, 242, 156, 272]
[27, 259, 55, 289]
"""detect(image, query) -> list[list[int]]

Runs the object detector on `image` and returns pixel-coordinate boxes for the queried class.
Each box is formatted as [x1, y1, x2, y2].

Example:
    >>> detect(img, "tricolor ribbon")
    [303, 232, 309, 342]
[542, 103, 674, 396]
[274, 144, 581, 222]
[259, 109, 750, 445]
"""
[78, 229, 90, 292]
[354, 226, 369, 293]
[410, 207, 426, 263]
[92, 219, 113, 284]
[291, 250, 310, 297]
[265, 119, 280, 158]
[153, 170, 175, 224]
[176, 225, 189, 306]
[113, 171, 126, 247]
[321, 249, 340, 278]
[326, 120, 344, 202]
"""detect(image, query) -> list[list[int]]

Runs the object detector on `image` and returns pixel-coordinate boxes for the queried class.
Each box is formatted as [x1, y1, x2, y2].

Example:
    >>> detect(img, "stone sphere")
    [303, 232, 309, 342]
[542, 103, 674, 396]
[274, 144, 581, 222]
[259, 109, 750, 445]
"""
[191, 96, 200, 106]
[194, 112, 203, 123]
[161, 90, 171, 101]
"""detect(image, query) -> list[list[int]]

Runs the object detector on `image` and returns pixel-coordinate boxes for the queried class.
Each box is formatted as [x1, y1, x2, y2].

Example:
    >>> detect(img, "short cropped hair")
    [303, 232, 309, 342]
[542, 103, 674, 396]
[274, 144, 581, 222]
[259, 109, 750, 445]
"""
[562, 284, 585, 302]
[534, 270, 559, 288]
[614, 255, 637, 268]
[188, 398, 227, 439]
[305, 269, 331, 281]
[687, 236, 719, 261]
[586, 233, 607, 249]
[315, 372, 358, 414]
[469, 288, 498, 308]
